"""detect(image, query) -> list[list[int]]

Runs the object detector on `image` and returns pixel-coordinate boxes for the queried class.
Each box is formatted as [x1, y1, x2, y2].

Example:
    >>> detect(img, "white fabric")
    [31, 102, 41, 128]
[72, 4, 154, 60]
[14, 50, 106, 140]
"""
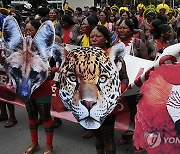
[167, 85, 180, 123]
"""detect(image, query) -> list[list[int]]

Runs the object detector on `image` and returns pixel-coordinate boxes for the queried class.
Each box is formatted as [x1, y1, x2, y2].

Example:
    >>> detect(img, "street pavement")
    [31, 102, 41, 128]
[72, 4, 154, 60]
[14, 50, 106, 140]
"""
[0, 106, 137, 154]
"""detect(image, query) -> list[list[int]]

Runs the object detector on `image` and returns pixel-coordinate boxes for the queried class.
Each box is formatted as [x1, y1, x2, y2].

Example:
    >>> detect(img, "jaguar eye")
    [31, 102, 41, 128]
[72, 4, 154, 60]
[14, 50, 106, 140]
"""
[68, 74, 77, 82]
[99, 74, 108, 83]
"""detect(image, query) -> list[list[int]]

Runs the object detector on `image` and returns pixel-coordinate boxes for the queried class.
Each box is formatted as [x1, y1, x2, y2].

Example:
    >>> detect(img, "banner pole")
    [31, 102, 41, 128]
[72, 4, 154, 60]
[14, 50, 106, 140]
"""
[134, 0, 136, 6]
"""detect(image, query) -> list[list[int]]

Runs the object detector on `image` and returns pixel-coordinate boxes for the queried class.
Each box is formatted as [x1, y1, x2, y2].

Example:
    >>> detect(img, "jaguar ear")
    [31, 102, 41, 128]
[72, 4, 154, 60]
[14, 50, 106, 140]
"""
[106, 42, 125, 71]
[33, 20, 55, 61]
[2, 15, 23, 57]
[52, 44, 80, 68]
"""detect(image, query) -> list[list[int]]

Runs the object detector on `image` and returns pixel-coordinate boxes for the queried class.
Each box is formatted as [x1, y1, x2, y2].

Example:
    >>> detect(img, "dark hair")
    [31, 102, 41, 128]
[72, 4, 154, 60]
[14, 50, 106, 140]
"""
[95, 25, 111, 48]
[65, 7, 74, 14]
[38, 7, 50, 17]
[13, 10, 24, 26]
[156, 13, 168, 24]
[158, 24, 171, 34]
[177, 27, 180, 42]
[151, 19, 163, 29]
[27, 16, 35, 21]
[0, 8, 9, 16]
[100, 10, 109, 19]
[118, 19, 134, 33]
[119, 10, 130, 18]
[86, 15, 98, 29]
[131, 16, 138, 29]
[61, 14, 75, 26]
[89, 6, 97, 12]
[76, 7, 82, 13]
[155, 24, 171, 39]
[146, 11, 156, 19]
[58, 9, 64, 16]
[49, 8, 59, 15]
[109, 14, 117, 23]
[40, 16, 50, 23]
[151, 19, 163, 39]
[28, 19, 41, 31]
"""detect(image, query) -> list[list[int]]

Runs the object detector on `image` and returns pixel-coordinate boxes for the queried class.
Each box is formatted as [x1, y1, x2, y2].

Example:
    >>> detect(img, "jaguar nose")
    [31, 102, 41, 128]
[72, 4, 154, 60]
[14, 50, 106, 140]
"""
[81, 100, 97, 110]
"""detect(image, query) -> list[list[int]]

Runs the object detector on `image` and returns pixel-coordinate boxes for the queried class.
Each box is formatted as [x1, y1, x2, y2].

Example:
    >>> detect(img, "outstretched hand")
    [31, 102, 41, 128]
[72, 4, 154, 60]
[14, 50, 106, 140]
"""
[136, 93, 143, 102]
[175, 119, 180, 135]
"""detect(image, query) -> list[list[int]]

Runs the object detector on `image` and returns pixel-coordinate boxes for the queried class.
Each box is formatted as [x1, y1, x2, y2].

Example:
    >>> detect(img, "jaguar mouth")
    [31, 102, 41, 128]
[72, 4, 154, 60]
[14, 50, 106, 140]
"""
[79, 116, 101, 129]
[79, 116, 100, 123]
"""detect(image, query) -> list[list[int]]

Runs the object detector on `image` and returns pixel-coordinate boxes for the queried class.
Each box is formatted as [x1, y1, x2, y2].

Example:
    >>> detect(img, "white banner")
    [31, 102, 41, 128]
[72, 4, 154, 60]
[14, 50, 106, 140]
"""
[123, 43, 180, 96]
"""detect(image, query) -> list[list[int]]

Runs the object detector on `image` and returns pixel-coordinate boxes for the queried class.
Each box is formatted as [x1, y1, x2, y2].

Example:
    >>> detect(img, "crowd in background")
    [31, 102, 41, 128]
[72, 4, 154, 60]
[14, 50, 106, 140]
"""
[0, 2, 179, 59]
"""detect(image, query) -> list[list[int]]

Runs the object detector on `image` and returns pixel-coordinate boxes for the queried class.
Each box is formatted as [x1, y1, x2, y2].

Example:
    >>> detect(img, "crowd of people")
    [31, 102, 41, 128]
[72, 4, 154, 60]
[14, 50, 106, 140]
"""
[0, 2, 180, 154]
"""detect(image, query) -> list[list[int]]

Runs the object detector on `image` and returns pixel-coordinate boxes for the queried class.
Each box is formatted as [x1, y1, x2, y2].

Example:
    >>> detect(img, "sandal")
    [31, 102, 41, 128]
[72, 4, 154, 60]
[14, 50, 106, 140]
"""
[134, 147, 145, 154]
[4, 119, 17, 128]
[44, 146, 54, 154]
[83, 130, 93, 139]
[24, 143, 40, 154]
[117, 138, 133, 146]
[53, 118, 62, 128]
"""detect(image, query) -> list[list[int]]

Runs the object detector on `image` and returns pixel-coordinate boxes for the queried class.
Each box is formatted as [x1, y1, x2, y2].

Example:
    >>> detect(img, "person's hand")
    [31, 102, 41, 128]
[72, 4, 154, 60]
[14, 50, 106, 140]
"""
[47, 68, 53, 80]
[175, 119, 180, 135]
[48, 67, 52, 75]
[120, 82, 128, 93]
[0, 56, 6, 65]
[47, 67, 58, 80]
[136, 93, 143, 102]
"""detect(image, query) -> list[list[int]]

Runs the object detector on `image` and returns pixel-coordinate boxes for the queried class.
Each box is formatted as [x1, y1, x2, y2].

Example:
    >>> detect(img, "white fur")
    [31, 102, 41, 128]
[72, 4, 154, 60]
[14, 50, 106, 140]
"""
[2, 15, 23, 56]
[108, 42, 125, 71]
[33, 20, 55, 61]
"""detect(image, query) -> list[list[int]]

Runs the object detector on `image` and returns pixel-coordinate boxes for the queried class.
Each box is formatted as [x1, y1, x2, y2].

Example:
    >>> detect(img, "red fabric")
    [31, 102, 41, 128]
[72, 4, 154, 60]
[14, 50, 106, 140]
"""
[123, 37, 133, 46]
[31, 80, 52, 98]
[156, 39, 168, 51]
[120, 82, 128, 93]
[133, 64, 180, 153]
[29, 119, 38, 144]
[43, 119, 53, 127]
[0, 84, 16, 101]
[31, 66, 58, 99]
[43, 119, 54, 147]
[114, 98, 131, 131]
[30, 130, 38, 144]
[110, 104, 119, 115]
[50, 80, 65, 112]
[138, 15, 143, 25]
[29, 119, 39, 125]
[109, 83, 128, 116]
[134, 33, 140, 39]
[63, 28, 71, 43]
[51, 67, 58, 73]
[46, 133, 53, 147]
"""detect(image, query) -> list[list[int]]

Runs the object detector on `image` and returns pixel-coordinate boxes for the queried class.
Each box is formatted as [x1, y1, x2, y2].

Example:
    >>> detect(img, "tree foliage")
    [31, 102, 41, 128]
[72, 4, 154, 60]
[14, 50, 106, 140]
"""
[1, 0, 11, 7]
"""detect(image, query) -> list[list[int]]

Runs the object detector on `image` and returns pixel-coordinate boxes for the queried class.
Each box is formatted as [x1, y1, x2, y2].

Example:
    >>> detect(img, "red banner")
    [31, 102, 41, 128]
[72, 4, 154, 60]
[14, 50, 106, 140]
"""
[0, 70, 131, 130]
